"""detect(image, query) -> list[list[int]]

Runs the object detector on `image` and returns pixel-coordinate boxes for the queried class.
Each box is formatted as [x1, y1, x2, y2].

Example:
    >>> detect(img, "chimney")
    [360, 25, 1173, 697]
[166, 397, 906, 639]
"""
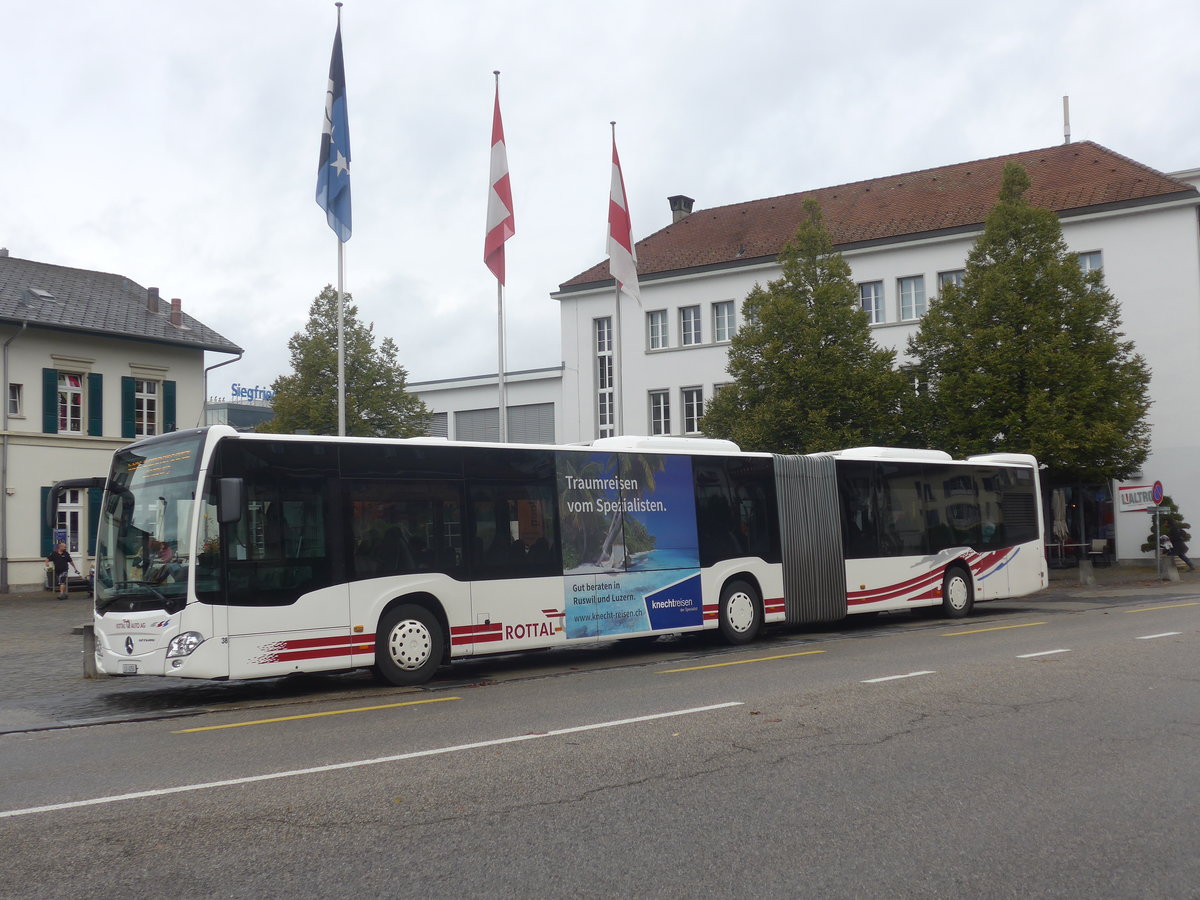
[170, 298, 183, 327]
[668, 195, 695, 224]
[0, 248, 9, 258]
[147, 287, 160, 314]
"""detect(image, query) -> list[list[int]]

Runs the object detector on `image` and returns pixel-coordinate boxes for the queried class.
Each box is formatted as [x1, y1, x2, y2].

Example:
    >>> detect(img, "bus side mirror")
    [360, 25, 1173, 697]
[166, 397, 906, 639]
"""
[217, 478, 244, 525]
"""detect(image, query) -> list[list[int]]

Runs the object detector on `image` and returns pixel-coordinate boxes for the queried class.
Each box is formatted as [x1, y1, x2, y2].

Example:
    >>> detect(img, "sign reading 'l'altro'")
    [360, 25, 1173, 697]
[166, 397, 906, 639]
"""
[1118, 481, 1163, 512]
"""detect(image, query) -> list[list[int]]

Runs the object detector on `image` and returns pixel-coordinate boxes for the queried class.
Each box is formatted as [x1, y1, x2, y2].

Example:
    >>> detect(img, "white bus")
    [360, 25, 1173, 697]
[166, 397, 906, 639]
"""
[62, 427, 1047, 686]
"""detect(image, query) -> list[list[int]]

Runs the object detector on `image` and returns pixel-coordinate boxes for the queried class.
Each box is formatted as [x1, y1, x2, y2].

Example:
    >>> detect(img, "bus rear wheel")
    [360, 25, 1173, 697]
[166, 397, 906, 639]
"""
[718, 579, 762, 645]
[375, 604, 444, 686]
[941, 567, 974, 618]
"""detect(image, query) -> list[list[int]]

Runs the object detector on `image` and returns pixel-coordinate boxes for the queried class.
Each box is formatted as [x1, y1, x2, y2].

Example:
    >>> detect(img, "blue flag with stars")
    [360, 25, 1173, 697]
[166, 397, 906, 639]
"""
[316, 16, 352, 242]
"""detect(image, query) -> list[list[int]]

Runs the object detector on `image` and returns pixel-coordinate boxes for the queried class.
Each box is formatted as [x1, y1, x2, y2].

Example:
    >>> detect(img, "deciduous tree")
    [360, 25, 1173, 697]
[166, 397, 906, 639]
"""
[701, 199, 907, 452]
[905, 163, 1152, 483]
[260, 286, 430, 437]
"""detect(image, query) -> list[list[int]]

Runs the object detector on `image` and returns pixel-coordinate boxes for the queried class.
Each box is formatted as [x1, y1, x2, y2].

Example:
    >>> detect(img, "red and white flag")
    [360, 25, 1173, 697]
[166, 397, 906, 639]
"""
[606, 132, 640, 304]
[484, 80, 515, 284]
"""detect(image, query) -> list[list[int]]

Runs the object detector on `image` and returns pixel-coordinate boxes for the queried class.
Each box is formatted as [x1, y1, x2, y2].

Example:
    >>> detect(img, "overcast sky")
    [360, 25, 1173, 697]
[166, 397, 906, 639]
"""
[6, 0, 1199, 400]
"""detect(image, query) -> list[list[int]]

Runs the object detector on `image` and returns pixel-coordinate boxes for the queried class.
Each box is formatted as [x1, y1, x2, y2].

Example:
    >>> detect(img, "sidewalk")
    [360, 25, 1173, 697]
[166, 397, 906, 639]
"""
[1046, 560, 1196, 593]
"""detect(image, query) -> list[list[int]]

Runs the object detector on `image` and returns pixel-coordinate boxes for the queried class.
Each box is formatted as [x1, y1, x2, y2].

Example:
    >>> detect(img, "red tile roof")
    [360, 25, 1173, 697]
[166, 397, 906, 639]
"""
[558, 141, 1196, 292]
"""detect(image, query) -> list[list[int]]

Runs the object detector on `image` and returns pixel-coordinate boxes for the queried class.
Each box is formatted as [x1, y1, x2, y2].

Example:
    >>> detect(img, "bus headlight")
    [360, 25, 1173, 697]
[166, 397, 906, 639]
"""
[166, 632, 205, 658]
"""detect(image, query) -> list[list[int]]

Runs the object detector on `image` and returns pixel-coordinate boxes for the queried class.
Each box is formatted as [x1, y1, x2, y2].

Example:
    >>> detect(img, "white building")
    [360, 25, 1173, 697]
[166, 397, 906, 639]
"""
[414, 142, 1200, 564]
[411, 365, 563, 443]
[0, 252, 242, 590]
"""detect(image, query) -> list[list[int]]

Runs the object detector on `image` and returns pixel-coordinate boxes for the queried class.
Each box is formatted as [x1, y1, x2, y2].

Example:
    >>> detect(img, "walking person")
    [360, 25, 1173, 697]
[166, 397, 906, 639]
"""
[45, 541, 80, 599]
[1166, 517, 1195, 571]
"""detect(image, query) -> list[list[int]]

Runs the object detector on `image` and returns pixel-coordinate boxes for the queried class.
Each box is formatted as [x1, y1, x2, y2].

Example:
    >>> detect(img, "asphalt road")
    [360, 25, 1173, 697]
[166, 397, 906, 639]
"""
[1, 582, 1197, 899]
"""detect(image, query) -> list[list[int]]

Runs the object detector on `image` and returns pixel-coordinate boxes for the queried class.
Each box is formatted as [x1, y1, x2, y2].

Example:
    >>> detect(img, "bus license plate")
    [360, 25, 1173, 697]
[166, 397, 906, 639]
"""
[121, 663, 138, 675]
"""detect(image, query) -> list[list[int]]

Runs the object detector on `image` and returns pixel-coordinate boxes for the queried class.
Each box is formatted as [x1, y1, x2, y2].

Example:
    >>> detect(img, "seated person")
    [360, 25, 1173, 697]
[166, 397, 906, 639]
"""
[145, 541, 181, 584]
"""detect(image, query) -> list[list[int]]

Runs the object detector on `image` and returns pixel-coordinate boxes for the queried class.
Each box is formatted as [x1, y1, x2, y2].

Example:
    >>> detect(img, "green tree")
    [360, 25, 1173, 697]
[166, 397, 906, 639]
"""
[905, 163, 1151, 482]
[700, 199, 907, 453]
[1140, 496, 1190, 554]
[260, 286, 431, 437]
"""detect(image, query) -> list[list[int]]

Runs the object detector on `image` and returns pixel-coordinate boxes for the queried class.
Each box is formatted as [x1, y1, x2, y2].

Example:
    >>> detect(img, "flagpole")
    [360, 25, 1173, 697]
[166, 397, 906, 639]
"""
[485, 68, 514, 444]
[331, 1, 346, 438]
[337, 240, 346, 436]
[496, 70, 507, 443]
[317, 1, 351, 436]
[497, 280, 507, 442]
[610, 121, 624, 437]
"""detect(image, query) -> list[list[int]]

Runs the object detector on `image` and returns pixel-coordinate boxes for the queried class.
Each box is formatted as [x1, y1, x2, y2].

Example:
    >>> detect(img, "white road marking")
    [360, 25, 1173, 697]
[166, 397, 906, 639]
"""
[1136, 632, 1182, 640]
[0, 701, 744, 819]
[1017, 649, 1072, 658]
[861, 670, 936, 683]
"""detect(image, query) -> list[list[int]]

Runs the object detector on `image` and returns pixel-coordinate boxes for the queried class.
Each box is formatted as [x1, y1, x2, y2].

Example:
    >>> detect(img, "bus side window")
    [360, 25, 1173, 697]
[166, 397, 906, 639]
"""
[348, 480, 463, 580]
[878, 462, 928, 557]
[467, 487, 559, 579]
[695, 456, 780, 566]
[464, 448, 559, 580]
[221, 480, 334, 605]
[837, 460, 879, 559]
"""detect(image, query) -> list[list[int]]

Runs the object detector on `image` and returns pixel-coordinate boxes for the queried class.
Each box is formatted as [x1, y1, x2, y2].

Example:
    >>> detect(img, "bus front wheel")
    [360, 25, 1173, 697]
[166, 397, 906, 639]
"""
[375, 604, 444, 686]
[941, 567, 974, 618]
[718, 579, 762, 645]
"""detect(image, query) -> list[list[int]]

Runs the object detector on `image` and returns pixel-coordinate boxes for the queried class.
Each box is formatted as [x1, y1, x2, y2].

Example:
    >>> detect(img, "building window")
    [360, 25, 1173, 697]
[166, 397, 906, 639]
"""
[649, 390, 670, 435]
[899, 275, 926, 321]
[56, 488, 82, 554]
[8, 383, 22, 417]
[713, 300, 736, 342]
[1077, 251, 1103, 275]
[938, 270, 965, 291]
[58, 373, 83, 434]
[134, 379, 158, 438]
[647, 310, 669, 350]
[903, 365, 927, 396]
[682, 387, 704, 434]
[595, 317, 614, 439]
[859, 281, 884, 324]
[680, 306, 702, 346]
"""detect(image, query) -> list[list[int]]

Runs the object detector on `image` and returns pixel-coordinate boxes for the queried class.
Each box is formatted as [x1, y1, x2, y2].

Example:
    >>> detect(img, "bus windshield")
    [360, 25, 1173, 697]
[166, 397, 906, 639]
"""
[95, 431, 204, 613]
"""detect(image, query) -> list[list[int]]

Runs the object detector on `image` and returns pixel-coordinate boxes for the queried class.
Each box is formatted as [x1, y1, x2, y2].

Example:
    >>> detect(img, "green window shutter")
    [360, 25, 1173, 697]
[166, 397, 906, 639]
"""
[42, 368, 58, 434]
[87, 487, 103, 558]
[121, 376, 136, 439]
[87, 373, 103, 437]
[40, 487, 54, 557]
[163, 380, 177, 433]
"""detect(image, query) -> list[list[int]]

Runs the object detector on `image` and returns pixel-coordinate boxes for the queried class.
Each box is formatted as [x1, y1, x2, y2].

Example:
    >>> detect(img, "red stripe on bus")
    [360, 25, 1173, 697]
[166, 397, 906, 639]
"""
[848, 570, 944, 605]
[451, 628, 504, 643]
[262, 645, 370, 664]
[263, 633, 361, 651]
[846, 548, 1015, 605]
[451, 632, 504, 646]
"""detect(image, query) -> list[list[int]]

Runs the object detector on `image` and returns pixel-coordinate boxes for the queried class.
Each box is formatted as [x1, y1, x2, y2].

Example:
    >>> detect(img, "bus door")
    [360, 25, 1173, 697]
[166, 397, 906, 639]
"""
[464, 486, 568, 655]
[211, 460, 350, 681]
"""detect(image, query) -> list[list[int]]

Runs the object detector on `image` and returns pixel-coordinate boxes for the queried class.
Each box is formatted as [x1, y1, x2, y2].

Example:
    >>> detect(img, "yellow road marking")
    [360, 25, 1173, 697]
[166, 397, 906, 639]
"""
[660, 649, 825, 673]
[1124, 601, 1200, 613]
[173, 696, 460, 733]
[944, 622, 1047, 636]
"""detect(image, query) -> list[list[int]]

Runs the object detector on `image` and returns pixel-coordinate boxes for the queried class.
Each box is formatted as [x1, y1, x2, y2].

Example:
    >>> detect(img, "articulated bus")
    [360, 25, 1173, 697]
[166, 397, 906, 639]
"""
[61, 426, 1047, 686]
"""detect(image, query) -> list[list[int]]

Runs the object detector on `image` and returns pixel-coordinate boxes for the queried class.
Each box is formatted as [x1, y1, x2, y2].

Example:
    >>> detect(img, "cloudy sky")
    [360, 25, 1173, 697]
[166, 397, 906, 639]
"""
[6, 0, 1199, 399]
